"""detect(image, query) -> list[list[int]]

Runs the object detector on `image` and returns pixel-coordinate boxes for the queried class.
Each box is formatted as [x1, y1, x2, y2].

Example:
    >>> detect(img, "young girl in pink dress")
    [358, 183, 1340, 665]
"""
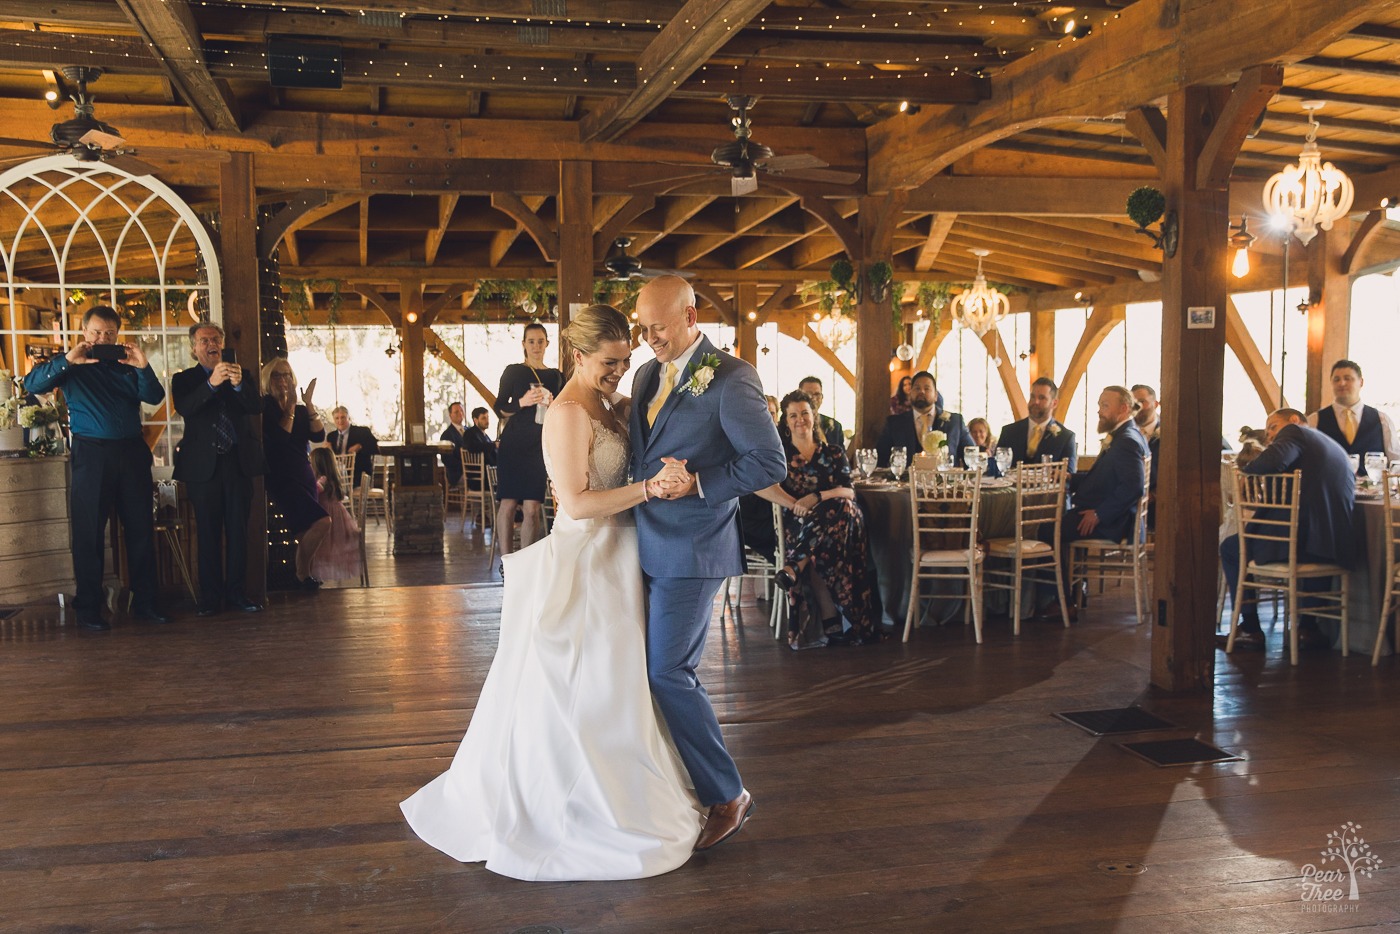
[309, 446, 361, 584]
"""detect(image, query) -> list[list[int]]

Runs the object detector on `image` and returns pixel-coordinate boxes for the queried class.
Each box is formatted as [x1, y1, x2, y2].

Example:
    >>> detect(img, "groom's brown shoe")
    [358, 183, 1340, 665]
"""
[694, 789, 754, 851]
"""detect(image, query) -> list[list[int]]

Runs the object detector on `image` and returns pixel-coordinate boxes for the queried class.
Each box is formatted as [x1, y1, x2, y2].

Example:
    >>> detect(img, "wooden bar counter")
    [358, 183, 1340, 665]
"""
[379, 443, 450, 555]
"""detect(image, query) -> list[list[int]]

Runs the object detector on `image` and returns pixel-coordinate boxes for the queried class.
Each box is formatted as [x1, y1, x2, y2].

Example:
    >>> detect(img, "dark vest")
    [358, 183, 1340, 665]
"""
[1315, 405, 1383, 474]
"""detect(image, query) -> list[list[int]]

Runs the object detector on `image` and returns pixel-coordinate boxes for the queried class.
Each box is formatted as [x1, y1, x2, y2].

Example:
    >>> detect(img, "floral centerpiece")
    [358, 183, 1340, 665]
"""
[18, 403, 63, 457]
[0, 369, 24, 453]
[921, 429, 948, 454]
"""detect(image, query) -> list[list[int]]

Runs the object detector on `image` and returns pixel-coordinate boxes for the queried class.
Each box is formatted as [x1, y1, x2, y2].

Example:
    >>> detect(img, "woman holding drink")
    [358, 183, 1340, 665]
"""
[493, 322, 564, 564]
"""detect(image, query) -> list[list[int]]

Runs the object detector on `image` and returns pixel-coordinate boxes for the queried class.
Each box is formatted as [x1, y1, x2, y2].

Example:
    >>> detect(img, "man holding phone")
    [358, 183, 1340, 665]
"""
[172, 322, 264, 617]
[24, 305, 168, 631]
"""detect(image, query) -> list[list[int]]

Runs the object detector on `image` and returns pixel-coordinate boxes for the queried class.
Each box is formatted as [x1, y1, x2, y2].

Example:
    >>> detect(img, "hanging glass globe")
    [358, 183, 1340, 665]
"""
[895, 342, 915, 361]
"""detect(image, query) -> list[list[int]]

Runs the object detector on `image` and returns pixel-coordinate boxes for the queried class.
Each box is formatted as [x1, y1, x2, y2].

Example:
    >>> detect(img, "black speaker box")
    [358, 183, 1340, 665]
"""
[267, 38, 343, 90]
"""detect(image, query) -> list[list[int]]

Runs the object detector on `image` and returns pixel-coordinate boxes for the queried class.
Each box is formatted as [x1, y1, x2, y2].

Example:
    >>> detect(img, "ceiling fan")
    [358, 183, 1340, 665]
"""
[0, 66, 213, 175]
[601, 237, 693, 281]
[644, 94, 862, 196]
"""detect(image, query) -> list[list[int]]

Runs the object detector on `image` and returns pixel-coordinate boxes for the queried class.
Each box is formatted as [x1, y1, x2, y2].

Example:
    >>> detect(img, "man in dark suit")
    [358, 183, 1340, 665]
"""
[440, 403, 496, 488]
[1066, 385, 1149, 545]
[797, 376, 844, 450]
[877, 370, 973, 467]
[1222, 408, 1356, 649]
[998, 376, 1078, 472]
[172, 322, 264, 617]
[1307, 359, 1398, 475]
[327, 406, 378, 486]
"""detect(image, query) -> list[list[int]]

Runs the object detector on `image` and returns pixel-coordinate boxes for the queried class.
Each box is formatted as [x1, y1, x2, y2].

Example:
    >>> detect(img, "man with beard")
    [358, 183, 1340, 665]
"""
[876, 370, 973, 467]
[998, 377, 1077, 472]
[1066, 386, 1150, 546]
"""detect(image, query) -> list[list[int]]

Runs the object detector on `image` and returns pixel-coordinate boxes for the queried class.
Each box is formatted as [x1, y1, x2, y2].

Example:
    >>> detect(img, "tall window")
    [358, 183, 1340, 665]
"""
[0, 155, 221, 467]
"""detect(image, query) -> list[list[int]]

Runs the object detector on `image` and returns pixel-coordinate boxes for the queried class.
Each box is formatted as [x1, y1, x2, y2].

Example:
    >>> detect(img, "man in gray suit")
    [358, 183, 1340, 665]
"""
[1221, 408, 1356, 649]
[630, 276, 786, 852]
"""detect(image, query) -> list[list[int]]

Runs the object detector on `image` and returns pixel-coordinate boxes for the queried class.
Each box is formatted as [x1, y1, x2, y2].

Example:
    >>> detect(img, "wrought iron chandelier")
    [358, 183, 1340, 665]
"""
[951, 249, 1008, 337]
[1262, 101, 1354, 246]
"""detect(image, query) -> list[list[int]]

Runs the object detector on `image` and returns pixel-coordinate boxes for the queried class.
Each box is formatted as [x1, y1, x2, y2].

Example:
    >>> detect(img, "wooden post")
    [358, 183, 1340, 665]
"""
[400, 278, 426, 439]
[556, 161, 594, 377]
[219, 153, 267, 602]
[854, 194, 904, 448]
[1030, 310, 1055, 387]
[734, 283, 758, 366]
[1152, 87, 1231, 692]
[1305, 223, 1352, 413]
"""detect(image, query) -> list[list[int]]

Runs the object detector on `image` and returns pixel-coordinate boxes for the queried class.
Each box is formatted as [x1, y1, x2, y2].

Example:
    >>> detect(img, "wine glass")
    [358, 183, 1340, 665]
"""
[1365, 452, 1385, 486]
[995, 446, 1013, 475]
[863, 449, 879, 478]
[963, 446, 980, 470]
[889, 446, 908, 481]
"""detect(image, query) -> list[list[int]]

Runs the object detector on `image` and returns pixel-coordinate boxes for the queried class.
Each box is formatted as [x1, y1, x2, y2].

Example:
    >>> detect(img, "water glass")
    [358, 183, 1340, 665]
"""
[1346, 453, 1360, 476]
[889, 446, 908, 481]
[1365, 452, 1385, 485]
[963, 446, 980, 469]
[531, 382, 550, 424]
[995, 447, 1013, 474]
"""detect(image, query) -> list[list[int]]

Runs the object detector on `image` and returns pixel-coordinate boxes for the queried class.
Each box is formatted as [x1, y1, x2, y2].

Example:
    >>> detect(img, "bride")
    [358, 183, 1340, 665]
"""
[400, 304, 703, 880]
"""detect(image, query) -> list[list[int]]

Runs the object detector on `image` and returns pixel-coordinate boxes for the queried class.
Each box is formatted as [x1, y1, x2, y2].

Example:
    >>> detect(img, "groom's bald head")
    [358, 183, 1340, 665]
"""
[636, 275, 699, 364]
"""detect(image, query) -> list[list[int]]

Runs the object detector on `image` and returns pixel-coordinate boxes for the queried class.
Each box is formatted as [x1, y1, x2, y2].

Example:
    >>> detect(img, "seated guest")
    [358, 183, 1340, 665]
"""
[440, 403, 497, 488]
[877, 370, 973, 467]
[756, 390, 880, 648]
[1066, 386, 1149, 546]
[262, 359, 331, 589]
[998, 377, 1077, 472]
[1133, 384, 1162, 527]
[889, 375, 912, 416]
[1222, 409, 1355, 649]
[1042, 386, 1148, 620]
[797, 376, 844, 451]
[765, 394, 780, 425]
[967, 417, 999, 476]
[1307, 359, 1399, 474]
[326, 405, 378, 487]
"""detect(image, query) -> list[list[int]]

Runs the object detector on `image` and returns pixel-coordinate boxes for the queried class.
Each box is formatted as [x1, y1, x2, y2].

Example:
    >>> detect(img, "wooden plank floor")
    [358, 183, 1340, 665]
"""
[3, 547, 1400, 933]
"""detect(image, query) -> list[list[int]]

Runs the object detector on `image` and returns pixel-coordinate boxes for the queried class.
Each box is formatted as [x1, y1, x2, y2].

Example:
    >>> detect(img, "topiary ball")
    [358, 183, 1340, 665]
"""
[1126, 187, 1166, 229]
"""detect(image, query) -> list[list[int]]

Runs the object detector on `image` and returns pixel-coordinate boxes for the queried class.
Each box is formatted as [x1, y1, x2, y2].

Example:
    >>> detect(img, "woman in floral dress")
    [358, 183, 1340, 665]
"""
[757, 390, 880, 647]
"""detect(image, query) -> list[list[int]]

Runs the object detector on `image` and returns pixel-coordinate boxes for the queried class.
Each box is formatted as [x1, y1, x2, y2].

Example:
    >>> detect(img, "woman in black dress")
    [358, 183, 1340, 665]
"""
[757, 390, 880, 647]
[493, 322, 563, 562]
[261, 358, 330, 589]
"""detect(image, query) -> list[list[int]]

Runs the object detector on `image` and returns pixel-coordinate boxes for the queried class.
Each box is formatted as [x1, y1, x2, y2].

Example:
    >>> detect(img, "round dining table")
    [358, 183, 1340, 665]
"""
[855, 475, 1022, 628]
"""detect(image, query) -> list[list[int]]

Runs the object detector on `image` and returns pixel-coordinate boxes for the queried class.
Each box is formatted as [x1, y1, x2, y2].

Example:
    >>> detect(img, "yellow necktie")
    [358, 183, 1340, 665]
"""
[1343, 408, 1357, 445]
[647, 362, 678, 427]
[1027, 422, 1043, 457]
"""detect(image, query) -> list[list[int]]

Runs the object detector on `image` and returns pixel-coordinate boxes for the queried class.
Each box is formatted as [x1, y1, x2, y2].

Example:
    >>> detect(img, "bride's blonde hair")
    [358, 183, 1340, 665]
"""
[561, 304, 632, 356]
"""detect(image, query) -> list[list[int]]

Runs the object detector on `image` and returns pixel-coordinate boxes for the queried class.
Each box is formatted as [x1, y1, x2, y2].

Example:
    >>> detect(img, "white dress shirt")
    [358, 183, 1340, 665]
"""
[648, 332, 708, 498]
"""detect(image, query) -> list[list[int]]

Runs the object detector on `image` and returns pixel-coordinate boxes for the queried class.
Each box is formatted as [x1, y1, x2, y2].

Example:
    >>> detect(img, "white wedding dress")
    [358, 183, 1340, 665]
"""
[400, 413, 702, 880]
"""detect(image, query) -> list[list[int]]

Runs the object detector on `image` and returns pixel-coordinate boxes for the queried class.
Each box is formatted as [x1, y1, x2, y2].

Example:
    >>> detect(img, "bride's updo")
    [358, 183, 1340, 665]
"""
[561, 304, 632, 356]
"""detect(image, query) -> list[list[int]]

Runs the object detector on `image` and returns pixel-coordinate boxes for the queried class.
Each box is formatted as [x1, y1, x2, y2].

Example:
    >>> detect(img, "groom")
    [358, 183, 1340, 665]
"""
[631, 276, 786, 851]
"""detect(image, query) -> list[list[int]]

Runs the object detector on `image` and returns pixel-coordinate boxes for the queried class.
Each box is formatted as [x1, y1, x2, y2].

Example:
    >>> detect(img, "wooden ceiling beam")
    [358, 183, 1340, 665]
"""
[1124, 107, 1167, 175]
[112, 0, 240, 132]
[1198, 64, 1286, 190]
[593, 195, 656, 259]
[1273, 85, 1400, 114]
[867, 0, 1394, 192]
[939, 233, 1124, 283]
[358, 198, 369, 268]
[1292, 55, 1400, 81]
[672, 196, 797, 268]
[630, 196, 714, 255]
[961, 216, 1163, 264]
[914, 214, 958, 272]
[905, 176, 1147, 216]
[425, 194, 459, 267]
[580, 0, 770, 142]
[1346, 23, 1400, 42]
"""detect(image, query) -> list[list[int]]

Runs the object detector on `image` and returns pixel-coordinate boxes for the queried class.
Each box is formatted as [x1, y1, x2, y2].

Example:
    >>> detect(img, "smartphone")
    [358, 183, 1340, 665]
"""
[221, 347, 237, 364]
[88, 344, 127, 362]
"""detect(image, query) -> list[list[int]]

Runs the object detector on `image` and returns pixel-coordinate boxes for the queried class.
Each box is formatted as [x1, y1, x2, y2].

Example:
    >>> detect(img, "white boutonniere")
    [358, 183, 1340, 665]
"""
[1047, 422, 1062, 437]
[682, 353, 721, 396]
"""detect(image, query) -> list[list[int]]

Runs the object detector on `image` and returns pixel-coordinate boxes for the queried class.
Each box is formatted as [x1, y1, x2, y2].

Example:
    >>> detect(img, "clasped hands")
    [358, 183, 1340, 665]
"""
[790, 492, 821, 518]
[646, 457, 695, 500]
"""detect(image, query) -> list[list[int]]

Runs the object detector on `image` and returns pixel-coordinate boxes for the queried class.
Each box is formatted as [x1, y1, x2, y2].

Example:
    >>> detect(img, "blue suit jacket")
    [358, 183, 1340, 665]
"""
[630, 334, 787, 579]
[1242, 423, 1356, 568]
[877, 409, 974, 467]
[1070, 420, 1149, 542]
[997, 418, 1078, 474]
